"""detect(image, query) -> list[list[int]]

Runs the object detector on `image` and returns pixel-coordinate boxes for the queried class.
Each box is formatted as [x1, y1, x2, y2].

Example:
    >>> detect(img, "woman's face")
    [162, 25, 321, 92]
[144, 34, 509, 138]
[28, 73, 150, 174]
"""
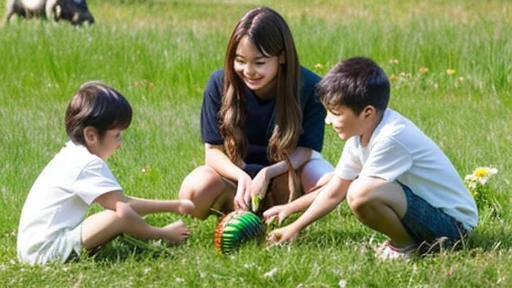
[234, 36, 281, 99]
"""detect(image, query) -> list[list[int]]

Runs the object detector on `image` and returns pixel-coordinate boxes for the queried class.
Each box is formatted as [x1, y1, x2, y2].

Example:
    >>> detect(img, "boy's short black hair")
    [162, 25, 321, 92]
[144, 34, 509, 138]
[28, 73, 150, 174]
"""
[65, 81, 132, 145]
[316, 57, 390, 115]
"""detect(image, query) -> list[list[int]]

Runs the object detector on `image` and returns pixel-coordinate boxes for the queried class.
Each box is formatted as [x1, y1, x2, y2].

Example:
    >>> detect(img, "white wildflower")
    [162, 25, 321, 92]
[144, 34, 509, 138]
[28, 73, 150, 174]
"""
[263, 267, 278, 278]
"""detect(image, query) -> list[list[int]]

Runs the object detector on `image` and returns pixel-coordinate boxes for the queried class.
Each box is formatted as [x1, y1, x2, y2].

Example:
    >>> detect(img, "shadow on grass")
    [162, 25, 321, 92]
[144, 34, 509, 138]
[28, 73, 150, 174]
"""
[82, 235, 179, 264]
[82, 216, 220, 264]
[293, 227, 379, 249]
[295, 225, 512, 256]
[272, 217, 512, 261]
[466, 227, 512, 251]
[465, 203, 512, 252]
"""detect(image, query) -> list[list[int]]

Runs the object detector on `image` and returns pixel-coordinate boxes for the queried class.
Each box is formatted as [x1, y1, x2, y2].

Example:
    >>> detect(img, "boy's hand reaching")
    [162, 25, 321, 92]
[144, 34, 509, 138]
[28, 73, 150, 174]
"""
[266, 225, 298, 246]
[177, 199, 195, 215]
[263, 204, 291, 225]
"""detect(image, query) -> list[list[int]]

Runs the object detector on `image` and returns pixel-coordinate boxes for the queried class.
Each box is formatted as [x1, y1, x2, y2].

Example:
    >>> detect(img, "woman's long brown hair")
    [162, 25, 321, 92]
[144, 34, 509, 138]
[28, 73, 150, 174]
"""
[220, 7, 303, 202]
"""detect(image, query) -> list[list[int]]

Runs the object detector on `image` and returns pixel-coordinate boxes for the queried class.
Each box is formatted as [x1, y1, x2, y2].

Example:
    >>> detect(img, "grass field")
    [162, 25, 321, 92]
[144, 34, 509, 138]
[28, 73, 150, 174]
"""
[0, 0, 511, 286]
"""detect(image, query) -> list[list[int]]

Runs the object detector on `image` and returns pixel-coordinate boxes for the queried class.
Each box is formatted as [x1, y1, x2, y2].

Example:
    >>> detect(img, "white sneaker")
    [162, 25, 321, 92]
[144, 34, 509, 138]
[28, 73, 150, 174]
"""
[376, 241, 417, 261]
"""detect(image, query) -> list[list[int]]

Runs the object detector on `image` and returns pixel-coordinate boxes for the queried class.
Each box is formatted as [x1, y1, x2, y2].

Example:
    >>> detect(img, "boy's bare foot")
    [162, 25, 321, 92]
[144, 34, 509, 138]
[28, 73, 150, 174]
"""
[162, 219, 191, 245]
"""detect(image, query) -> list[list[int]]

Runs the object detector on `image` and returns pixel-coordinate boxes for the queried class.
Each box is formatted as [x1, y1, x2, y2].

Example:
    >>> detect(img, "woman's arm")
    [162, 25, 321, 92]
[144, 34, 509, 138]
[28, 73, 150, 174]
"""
[264, 146, 312, 179]
[249, 147, 313, 208]
[204, 143, 248, 181]
[205, 143, 253, 210]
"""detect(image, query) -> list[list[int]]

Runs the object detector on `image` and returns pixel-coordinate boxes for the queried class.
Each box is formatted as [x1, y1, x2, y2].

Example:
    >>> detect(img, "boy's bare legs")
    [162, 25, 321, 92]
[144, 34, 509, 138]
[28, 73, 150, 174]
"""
[347, 177, 415, 247]
[179, 165, 235, 219]
[81, 202, 190, 250]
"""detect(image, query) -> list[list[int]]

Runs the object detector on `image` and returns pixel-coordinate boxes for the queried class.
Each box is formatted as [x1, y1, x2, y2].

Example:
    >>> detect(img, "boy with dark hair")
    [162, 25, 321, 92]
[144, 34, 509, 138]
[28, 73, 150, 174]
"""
[264, 57, 477, 260]
[18, 81, 194, 265]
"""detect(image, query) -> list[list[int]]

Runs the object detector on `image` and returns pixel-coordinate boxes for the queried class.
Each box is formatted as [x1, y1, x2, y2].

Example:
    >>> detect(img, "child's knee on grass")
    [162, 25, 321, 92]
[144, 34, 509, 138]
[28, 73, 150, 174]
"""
[346, 178, 407, 218]
[81, 210, 124, 249]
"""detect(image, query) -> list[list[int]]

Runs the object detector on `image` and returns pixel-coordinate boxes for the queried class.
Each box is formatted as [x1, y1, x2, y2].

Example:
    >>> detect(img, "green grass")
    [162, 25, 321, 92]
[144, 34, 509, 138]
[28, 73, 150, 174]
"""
[1, 0, 511, 286]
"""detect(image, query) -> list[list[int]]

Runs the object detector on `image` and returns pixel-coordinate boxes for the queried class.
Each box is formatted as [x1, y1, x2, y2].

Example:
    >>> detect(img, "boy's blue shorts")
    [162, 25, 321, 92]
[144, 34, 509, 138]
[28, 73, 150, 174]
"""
[399, 183, 468, 246]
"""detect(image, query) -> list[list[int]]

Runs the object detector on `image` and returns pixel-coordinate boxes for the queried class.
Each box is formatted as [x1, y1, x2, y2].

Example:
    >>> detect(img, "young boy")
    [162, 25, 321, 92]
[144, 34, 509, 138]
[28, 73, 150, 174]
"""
[17, 81, 194, 265]
[263, 57, 478, 260]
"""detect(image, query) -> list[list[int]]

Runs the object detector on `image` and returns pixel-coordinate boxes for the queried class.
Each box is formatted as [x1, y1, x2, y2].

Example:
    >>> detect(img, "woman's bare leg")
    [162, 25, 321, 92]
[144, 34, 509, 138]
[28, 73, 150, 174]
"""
[261, 156, 334, 210]
[178, 165, 235, 219]
[300, 156, 334, 192]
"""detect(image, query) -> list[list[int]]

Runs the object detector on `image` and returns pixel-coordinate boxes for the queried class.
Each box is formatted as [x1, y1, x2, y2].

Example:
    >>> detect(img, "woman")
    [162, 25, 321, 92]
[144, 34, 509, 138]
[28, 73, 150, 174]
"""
[179, 6, 333, 219]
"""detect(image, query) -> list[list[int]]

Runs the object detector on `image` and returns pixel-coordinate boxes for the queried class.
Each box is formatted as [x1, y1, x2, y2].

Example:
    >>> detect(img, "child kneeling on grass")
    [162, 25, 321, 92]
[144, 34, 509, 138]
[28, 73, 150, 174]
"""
[17, 81, 194, 265]
[264, 57, 478, 260]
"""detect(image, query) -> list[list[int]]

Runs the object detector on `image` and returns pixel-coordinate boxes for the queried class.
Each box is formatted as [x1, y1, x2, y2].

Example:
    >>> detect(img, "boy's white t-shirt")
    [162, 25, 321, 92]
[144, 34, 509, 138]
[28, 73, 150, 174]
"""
[335, 108, 478, 231]
[17, 141, 122, 265]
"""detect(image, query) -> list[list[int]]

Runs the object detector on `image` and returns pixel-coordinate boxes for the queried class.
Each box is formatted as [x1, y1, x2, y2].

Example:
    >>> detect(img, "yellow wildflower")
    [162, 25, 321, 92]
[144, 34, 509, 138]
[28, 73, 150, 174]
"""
[474, 167, 489, 178]
[418, 67, 428, 74]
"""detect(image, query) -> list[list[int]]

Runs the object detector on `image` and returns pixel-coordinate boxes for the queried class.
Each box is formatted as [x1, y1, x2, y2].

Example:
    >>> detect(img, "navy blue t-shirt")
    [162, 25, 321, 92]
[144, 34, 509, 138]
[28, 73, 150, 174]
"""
[200, 67, 326, 166]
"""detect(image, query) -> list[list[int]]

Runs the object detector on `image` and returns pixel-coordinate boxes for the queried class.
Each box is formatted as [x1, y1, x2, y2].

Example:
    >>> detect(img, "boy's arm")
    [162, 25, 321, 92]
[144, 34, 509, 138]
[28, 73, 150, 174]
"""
[263, 189, 320, 225]
[267, 176, 351, 244]
[93, 190, 128, 210]
[94, 190, 194, 216]
[94, 191, 146, 220]
[126, 197, 195, 216]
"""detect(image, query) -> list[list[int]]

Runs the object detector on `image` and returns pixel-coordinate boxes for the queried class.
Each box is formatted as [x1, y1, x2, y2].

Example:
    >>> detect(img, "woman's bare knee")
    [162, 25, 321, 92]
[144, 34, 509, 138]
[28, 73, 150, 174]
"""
[300, 158, 334, 191]
[178, 166, 226, 219]
[179, 166, 223, 198]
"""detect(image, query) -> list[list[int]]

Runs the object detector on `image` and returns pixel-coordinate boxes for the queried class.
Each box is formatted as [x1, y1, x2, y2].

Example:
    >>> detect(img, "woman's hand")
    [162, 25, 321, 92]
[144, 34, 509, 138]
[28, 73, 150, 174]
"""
[234, 173, 252, 210]
[249, 168, 270, 211]
[250, 167, 270, 198]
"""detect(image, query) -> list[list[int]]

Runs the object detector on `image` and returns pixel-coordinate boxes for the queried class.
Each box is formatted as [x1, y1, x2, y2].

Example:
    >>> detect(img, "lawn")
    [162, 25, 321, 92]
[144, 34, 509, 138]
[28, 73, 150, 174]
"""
[0, 0, 511, 286]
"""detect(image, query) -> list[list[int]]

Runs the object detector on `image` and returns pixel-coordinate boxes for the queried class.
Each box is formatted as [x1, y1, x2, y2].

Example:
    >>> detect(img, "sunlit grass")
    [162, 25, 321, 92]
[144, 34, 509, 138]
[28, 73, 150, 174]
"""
[0, 0, 511, 286]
